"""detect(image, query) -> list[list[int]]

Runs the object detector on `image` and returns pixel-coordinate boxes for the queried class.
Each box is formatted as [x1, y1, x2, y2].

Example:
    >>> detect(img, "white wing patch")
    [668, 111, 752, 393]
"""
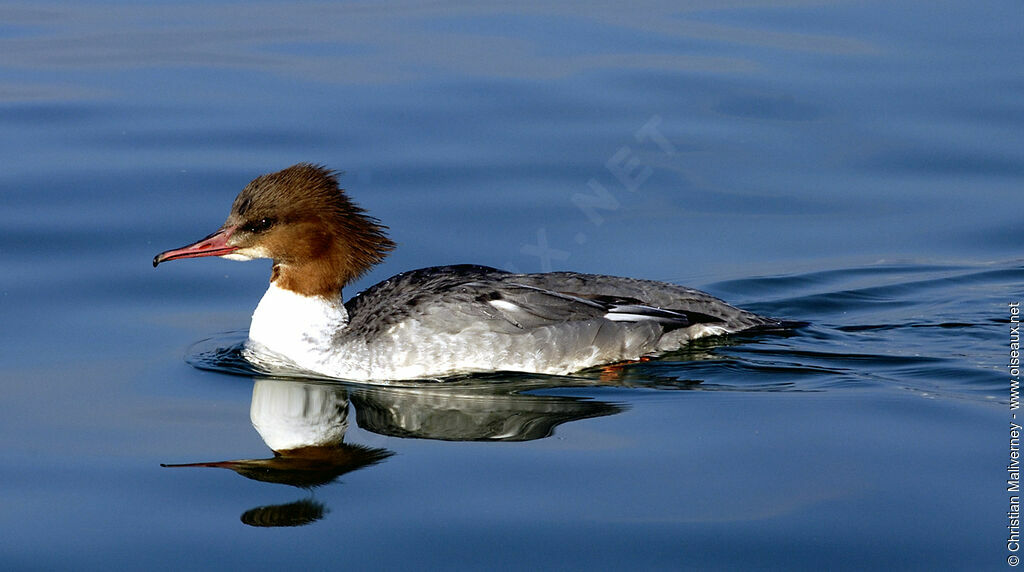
[488, 299, 522, 314]
[604, 304, 691, 325]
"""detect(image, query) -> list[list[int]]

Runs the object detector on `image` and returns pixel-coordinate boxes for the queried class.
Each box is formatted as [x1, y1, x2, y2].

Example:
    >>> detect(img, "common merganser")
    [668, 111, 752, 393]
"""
[154, 163, 785, 381]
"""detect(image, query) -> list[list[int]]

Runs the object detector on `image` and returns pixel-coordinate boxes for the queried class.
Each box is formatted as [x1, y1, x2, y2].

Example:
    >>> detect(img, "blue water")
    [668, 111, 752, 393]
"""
[0, 2, 1020, 569]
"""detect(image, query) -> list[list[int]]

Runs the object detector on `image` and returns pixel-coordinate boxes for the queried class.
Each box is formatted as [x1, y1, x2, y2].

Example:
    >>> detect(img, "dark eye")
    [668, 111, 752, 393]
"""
[244, 218, 275, 233]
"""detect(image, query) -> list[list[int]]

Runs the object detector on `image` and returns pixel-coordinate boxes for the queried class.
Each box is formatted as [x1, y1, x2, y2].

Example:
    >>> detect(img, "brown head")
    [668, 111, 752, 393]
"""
[154, 164, 395, 298]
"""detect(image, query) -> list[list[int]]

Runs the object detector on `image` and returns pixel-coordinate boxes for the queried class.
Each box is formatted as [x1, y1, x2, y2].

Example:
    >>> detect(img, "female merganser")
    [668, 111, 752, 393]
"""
[154, 163, 784, 381]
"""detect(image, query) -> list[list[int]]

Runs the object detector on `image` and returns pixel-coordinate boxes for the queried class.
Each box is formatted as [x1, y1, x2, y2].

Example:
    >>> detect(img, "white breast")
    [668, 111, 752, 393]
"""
[247, 283, 349, 373]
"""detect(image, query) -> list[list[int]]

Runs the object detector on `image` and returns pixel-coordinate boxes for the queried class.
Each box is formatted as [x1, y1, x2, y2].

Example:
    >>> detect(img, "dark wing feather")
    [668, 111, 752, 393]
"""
[342, 265, 776, 344]
[504, 271, 781, 331]
[477, 283, 607, 329]
[484, 283, 707, 331]
[343, 265, 511, 338]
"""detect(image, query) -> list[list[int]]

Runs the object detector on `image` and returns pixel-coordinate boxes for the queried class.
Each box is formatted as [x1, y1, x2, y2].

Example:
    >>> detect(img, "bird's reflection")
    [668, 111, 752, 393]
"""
[164, 375, 623, 527]
[350, 379, 621, 441]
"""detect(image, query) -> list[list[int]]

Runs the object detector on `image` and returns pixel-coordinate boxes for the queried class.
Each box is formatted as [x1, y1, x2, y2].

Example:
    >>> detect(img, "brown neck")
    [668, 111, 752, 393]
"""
[270, 234, 394, 299]
[272, 262, 346, 299]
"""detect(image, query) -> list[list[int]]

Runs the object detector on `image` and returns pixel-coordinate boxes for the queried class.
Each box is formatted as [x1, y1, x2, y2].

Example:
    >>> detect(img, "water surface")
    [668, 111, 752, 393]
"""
[0, 2, 1019, 569]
